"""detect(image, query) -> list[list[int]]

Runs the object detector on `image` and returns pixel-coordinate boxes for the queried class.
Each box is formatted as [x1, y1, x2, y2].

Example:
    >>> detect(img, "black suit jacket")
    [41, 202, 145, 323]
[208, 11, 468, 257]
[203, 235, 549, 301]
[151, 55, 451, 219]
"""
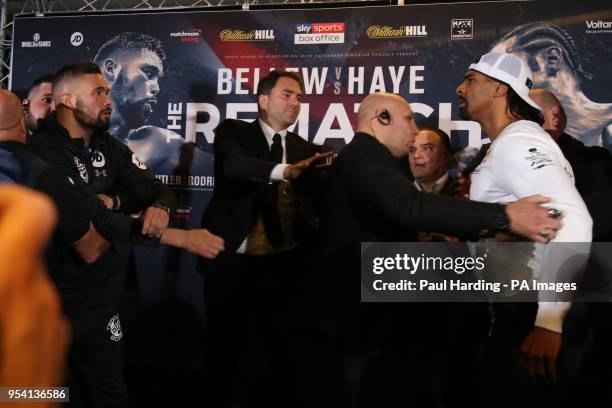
[439, 174, 458, 198]
[291, 132, 508, 346]
[201, 118, 322, 256]
[557, 132, 612, 240]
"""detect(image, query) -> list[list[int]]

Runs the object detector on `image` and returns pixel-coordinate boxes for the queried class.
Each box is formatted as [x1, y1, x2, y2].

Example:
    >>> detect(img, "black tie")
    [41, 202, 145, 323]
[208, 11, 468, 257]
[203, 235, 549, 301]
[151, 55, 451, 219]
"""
[262, 133, 283, 245]
[270, 133, 283, 163]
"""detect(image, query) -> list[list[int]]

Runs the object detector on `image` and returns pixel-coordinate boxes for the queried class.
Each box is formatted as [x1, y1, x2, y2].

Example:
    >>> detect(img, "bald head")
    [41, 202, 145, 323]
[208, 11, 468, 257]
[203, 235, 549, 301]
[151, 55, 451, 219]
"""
[357, 93, 406, 127]
[356, 92, 418, 158]
[529, 88, 567, 140]
[0, 89, 27, 143]
[529, 89, 562, 112]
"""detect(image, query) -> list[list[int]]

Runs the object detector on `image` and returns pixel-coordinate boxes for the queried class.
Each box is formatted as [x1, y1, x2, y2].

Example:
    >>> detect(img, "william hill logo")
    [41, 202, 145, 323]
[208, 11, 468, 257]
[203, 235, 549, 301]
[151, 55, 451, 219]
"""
[220, 29, 275, 41]
[367, 25, 428, 38]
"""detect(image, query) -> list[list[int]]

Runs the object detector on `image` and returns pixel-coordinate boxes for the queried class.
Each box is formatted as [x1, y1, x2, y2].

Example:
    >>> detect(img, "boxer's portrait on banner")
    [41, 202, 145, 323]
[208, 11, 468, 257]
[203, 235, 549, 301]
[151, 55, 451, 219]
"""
[93, 32, 213, 176]
[490, 22, 612, 148]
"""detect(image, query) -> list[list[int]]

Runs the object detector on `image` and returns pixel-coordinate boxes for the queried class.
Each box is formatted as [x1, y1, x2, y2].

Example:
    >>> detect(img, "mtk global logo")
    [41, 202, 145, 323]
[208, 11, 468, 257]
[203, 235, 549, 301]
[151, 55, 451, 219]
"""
[220, 29, 275, 41]
[367, 25, 428, 38]
[21, 33, 52, 48]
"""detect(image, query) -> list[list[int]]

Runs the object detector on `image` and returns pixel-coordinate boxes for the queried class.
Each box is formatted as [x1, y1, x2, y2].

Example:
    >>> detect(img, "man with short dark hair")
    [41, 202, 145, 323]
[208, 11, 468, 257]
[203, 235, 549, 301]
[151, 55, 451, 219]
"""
[199, 69, 331, 407]
[42, 62, 174, 238]
[22, 73, 55, 135]
[409, 127, 460, 242]
[409, 127, 454, 195]
[28, 62, 224, 408]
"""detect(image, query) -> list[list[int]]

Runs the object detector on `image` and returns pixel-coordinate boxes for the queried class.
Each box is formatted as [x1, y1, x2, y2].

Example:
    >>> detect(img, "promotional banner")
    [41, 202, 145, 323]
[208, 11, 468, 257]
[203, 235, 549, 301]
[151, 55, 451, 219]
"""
[10, 0, 612, 319]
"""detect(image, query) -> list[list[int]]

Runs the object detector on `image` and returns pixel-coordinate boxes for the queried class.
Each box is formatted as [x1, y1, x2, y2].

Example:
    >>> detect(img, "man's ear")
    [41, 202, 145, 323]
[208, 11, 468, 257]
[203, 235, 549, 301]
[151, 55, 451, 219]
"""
[19, 114, 26, 134]
[547, 106, 561, 127]
[494, 82, 509, 99]
[102, 59, 120, 83]
[60, 93, 76, 109]
[544, 46, 562, 77]
[258, 94, 268, 112]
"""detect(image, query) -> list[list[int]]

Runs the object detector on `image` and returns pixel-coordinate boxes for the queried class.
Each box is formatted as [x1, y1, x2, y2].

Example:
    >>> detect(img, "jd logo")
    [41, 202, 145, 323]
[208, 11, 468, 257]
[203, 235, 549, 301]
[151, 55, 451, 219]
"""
[70, 32, 83, 46]
[92, 150, 105, 168]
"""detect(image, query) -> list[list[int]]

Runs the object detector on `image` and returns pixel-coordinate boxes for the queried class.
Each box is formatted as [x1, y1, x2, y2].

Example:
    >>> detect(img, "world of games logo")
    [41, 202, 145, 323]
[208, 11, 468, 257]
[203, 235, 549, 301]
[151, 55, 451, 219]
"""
[451, 19, 473, 40]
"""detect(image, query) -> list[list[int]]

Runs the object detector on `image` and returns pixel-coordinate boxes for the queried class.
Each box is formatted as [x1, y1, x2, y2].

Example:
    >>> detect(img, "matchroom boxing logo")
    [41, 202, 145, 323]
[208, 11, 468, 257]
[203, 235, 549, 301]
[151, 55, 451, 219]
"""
[170, 29, 202, 43]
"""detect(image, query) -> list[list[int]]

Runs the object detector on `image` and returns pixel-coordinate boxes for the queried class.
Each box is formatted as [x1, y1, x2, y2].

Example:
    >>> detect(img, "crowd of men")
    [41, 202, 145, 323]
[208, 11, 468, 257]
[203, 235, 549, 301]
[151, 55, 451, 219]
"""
[0, 50, 610, 408]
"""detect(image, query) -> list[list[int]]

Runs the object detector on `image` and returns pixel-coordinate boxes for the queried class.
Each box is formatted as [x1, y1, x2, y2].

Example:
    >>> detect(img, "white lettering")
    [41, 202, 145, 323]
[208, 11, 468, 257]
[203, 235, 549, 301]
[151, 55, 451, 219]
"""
[185, 103, 220, 143]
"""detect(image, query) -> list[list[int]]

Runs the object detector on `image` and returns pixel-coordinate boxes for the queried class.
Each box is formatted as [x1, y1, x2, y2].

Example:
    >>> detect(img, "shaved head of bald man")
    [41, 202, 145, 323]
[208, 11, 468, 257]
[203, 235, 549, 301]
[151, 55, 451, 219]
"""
[529, 88, 567, 140]
[0, 89, 27, 144]
[356, 92, 419, 158]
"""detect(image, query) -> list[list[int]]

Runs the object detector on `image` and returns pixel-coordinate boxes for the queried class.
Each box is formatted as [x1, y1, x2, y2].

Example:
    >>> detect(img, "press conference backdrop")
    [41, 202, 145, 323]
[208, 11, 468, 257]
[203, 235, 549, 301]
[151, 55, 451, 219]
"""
[10, 0, 612, 324]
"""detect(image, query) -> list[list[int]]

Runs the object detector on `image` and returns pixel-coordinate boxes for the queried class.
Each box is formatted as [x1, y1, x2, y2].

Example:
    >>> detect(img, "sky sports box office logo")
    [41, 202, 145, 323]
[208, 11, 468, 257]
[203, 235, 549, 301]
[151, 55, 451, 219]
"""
[294, 23, 345, 44]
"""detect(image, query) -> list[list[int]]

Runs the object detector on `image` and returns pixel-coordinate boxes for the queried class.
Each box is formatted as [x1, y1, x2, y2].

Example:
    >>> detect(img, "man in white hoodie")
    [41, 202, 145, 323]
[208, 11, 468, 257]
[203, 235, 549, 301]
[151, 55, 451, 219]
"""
[456, 52, 592, 395]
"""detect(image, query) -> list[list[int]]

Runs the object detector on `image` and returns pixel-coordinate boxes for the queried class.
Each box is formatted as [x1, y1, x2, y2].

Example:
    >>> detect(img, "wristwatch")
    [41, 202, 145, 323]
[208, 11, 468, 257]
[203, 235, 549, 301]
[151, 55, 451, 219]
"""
[493, 212, 509, 232]
[152, 202, 172, 216]
[478, 210, 509, 238]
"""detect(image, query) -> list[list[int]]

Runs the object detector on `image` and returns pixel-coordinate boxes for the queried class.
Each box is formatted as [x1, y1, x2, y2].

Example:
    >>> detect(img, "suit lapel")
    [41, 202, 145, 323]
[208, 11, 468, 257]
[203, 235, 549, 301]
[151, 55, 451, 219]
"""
[286, 132, 309, 164]
[440, 175, 457, 197]
[251, 120, 307, 164]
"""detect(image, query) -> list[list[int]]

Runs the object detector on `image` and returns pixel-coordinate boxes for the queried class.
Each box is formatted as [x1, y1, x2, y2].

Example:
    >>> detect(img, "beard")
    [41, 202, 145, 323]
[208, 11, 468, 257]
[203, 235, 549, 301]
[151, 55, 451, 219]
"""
[74, 100, 111, 131]
[26, 114, 41, 133]
[111, 73, 156, 128]
[118, 99, 155, 128]
[457, 98, 471, 120]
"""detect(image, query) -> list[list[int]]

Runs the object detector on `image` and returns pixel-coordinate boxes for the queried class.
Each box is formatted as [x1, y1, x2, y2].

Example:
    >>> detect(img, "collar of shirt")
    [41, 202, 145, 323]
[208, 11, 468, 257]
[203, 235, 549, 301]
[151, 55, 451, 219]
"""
[259, 118, 287, 164]
[413, 172, 449, 194]
[44, 112, 106, 150]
